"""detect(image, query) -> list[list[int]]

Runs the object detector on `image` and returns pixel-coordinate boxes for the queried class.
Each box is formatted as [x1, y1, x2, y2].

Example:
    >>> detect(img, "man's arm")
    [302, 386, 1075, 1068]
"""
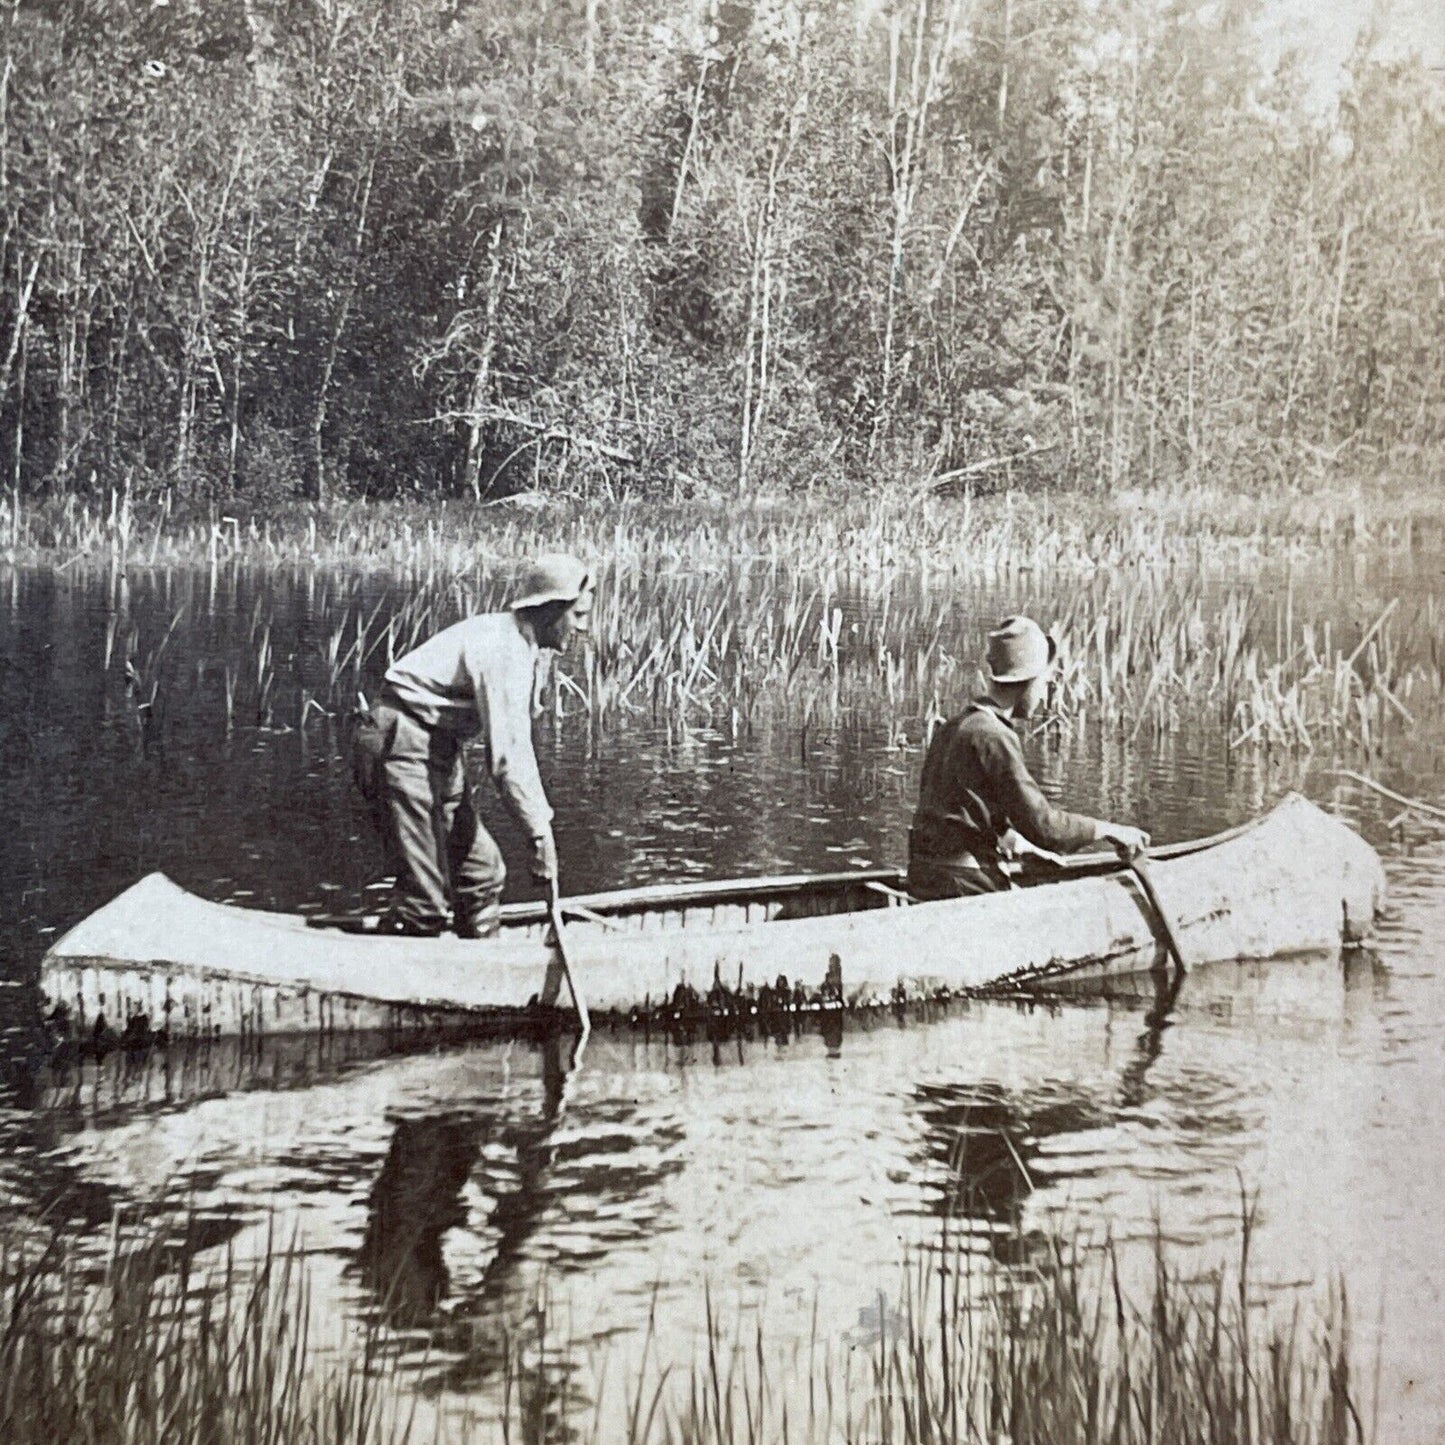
[987, 731, 1100, 853]
[989, 731, 1149, 855]
[472, 641, 554, 845]
[999, 827, 1068, 867]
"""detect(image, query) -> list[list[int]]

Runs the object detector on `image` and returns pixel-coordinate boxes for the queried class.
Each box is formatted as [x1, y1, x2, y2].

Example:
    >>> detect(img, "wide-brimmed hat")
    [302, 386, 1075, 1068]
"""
[508, 554, 592, 611]
[985, 615, 1056, 684]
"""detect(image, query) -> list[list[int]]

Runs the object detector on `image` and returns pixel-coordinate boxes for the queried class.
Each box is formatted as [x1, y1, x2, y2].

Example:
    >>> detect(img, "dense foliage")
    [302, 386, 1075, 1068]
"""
[0, 0, 1440, 502]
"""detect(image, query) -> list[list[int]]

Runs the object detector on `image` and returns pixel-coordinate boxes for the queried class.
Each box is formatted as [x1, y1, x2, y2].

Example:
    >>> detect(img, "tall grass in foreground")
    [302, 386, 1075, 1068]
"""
[0, 1226, 412, 1445]
[644, 1228, 1369, 1445]
[0, 1215, 1371, 1445]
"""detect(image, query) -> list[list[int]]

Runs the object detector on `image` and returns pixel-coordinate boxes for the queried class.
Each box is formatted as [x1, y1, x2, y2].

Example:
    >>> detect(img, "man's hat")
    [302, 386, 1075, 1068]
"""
[508, 554, 592, 611]
[985, 615, 1056, 684]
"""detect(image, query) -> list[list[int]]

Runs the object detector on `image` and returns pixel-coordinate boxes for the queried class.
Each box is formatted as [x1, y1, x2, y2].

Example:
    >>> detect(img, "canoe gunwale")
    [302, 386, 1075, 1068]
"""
[461, 816, 1257, 931]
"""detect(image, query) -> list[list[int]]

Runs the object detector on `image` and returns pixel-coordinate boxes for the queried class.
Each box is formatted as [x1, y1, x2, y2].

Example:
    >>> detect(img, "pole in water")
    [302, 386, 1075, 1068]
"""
[1115, 842, 1188, 981]
[548, 878, 591, 1041]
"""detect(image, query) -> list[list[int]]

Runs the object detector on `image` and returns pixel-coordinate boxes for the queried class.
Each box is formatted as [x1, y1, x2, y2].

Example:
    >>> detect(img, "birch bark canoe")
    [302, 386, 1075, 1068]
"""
[40, 794, 1385, 1044]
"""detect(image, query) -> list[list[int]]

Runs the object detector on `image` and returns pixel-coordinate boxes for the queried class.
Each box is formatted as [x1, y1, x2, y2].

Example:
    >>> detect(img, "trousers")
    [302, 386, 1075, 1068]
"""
[352, 703, 505, 933]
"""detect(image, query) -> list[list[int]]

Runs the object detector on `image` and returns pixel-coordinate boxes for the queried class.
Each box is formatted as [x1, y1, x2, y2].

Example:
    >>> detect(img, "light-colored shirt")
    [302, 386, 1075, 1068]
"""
[383, 612, 553, 840]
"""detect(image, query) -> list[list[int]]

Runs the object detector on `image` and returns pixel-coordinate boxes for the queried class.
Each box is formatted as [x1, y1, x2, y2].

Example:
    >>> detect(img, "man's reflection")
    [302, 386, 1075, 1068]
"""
[914, 1074, 1103, 1264]
[356, 1109, 484, 1328]
[914, 976, 1187, 1262]
[354, 1029, 687, 1442]
[351, 1034, 586, 1444]
[356, 1035, 579, 1332]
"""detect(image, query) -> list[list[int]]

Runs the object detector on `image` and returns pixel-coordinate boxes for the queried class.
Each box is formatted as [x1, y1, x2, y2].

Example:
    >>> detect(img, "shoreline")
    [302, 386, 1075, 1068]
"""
[3, 468, 1443, 578]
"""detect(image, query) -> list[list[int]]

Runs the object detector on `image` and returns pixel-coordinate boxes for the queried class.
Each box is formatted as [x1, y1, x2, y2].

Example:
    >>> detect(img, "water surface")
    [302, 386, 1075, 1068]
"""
[2, 561, 1443, 1440]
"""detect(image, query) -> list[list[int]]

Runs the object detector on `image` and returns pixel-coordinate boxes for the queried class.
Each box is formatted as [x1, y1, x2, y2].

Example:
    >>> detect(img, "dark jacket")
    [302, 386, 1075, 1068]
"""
[909, 697, 1098, 871]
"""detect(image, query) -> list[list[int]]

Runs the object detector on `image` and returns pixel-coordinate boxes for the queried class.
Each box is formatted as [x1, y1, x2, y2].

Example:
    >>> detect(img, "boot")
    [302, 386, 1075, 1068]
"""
[375, 911, 446, 938]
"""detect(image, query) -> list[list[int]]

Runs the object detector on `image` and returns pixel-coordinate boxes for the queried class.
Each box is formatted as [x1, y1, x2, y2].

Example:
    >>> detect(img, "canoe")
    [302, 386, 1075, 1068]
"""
[40, 793, 1385, 1044]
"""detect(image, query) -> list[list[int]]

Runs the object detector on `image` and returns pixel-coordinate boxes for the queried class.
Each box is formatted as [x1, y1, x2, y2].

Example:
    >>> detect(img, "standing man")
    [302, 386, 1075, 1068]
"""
[907, 615, 1149, 900]
[354, 554, 593, 937]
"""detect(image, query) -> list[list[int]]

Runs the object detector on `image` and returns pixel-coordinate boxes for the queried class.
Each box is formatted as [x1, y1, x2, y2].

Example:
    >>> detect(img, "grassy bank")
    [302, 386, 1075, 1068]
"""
[0, 1215, 1370, 1445]
[2, 470, 1443, 578]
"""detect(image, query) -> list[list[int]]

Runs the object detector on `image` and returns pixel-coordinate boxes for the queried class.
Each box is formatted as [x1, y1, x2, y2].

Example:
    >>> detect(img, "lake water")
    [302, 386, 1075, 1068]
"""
[1, 560, 1443, 1440]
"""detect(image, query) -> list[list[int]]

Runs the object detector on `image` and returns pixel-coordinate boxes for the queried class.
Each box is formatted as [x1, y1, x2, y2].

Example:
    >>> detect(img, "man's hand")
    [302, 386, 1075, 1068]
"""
[1001, 828, 1067, 868]
[530, 832, 559, 885]
[1096, 822, 1151, 858]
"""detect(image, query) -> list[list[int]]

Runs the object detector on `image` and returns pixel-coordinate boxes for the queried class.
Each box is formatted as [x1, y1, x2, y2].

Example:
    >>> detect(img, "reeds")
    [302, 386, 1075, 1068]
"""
[12, 486, 1441, 757]
[628, 1220, 1370, 1445]
[0, 1210, 1372, 1445]
[0, 1222, 414, 1445]
[122, 606, 185, 718]
[1047, 580, 1435, 754]
[3, 474, 1442, 577]
[193, 563, 1440, 759]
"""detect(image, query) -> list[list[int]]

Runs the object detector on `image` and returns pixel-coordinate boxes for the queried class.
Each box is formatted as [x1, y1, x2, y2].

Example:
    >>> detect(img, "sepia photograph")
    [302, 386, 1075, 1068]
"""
[0, 0, 1442, 1439]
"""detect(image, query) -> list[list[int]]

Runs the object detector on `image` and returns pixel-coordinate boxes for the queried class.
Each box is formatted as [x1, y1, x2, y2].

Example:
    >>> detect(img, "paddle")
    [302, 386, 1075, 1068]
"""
[548, 877, 591, 1042]
[1113, 841, 1188, 980]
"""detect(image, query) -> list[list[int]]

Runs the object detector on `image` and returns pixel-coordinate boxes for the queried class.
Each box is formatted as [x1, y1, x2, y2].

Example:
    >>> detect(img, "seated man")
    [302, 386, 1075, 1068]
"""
[353, 553, 593, 937]
[907, 615, 1148, 900]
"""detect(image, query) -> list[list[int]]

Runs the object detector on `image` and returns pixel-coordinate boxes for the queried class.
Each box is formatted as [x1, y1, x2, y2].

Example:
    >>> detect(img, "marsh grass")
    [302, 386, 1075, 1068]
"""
[0, 1223, 415, 1445]
[0, 1211, 1370, 1445]
[876, 1229, 1352, 1444]
[623, 1230, 1368, 1445]
[191, 563, 1442, 760]
[1046, 582, 1437, 754]
[3, 474, 1441, 577]
[13, 481, 1444, 757]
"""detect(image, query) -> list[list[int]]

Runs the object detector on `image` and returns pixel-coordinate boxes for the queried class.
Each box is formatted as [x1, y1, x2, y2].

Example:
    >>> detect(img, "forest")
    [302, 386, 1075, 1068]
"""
[0, 0, 1440, 504]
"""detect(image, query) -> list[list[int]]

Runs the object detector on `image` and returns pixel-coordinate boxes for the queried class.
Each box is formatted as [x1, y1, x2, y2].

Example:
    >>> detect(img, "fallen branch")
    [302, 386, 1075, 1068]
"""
[1338, 768, 1445, 822]
[1344, 597, 1398, 670]
[921, 441, 1061, 494]
[427, 407, 636, 465]
[484, 408, 637, 464]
